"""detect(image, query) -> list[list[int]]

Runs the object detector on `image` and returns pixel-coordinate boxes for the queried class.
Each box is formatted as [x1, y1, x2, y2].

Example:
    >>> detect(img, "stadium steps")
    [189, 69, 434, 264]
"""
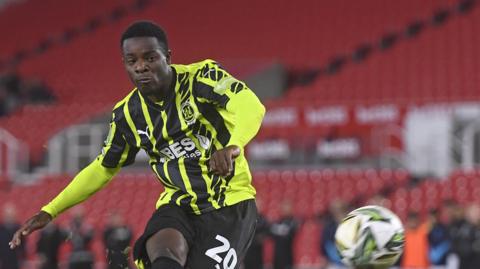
[282, 0, 480, 104]
[0, 0, 137, 62]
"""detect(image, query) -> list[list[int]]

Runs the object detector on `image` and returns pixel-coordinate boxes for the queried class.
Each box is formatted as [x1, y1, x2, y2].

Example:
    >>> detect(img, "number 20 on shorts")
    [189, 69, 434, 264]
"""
[205, 235, 238, 269]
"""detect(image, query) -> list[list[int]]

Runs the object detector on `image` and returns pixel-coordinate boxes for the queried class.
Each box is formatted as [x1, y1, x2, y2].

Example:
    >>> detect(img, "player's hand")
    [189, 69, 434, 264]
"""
[9, 211, 52, 249]
[209, 145, 240, 177]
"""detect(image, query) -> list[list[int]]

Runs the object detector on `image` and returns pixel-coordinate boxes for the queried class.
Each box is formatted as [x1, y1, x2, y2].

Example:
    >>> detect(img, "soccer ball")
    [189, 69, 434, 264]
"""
[334, 205, 405, 269]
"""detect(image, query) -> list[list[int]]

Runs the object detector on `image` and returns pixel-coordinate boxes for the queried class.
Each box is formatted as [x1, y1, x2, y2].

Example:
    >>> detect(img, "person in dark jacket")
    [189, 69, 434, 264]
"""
[103, 211, 133, 269]
[428, 209, 451, 267]
[321, 200, 348, 269]
[0, 204, 24, 269]
[271, 200, 299, 269]
[444, 200, 473, 269]
[67, 208, 95, 269]
[37, 223, 68, 269]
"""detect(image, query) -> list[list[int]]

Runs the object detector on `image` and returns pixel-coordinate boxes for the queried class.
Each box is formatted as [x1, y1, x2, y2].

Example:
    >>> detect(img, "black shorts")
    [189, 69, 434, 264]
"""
[133, 199, 257, 269]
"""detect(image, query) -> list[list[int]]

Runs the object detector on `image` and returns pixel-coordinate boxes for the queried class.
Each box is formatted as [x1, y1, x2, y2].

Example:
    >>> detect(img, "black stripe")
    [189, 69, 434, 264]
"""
[123, 146, 140, 166]
[102, 127, 127, 168]
[193, 81, 229, 108]
[196, 102, 231, 146]
[178, 73, 190, 98]
[191, 119, 201, 135]
[218, 161, 235, 206]
[167, 161, 193, 211]
[166, 161, 186, 192]
[112, 105, 136, 147]
[217, 163, 236, 206]
[165, 94, 182, 140]
[212, 174, 222, 202]
[179, 195, 193, 211]
[217, 185, 228, 207]
[128, 92, 161, 159]
[183, 158, 213, 211]
[144, 103, 168, 151]
[154, 163, 176, 189]
[102, 104, 131, 167]
[170, 190, 183, 206]
[181, 90, 191, 105]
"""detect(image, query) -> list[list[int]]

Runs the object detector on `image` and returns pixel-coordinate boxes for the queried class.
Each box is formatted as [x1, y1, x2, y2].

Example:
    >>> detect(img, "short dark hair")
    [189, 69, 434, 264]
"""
[120, 21, 168, 54]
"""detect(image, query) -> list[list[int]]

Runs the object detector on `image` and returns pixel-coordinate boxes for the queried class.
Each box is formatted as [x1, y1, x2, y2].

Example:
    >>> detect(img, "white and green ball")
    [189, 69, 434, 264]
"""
[334, 205, 405, 269]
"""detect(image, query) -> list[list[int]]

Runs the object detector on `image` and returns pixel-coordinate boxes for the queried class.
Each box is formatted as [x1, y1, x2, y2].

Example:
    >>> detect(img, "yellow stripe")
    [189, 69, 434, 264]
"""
[178, 158, 200, 214]
[118, 143, 130, 165]
[152, 165, 175, 188]
[137, 93, 164, 166]
[155, 190, 175, 209]
[113, 88, 136, 109]
[134, 259, 145, 269]
[97, 121, 117, 163]
[175, 193, 190, 206]
[123, 99, 141, 148]
[199, 157, 220, 209]
[155, 161, 176, 208]
[160, 110, 172, 141]
[137, 93, 160, 155]
[161, 159, 175, 187]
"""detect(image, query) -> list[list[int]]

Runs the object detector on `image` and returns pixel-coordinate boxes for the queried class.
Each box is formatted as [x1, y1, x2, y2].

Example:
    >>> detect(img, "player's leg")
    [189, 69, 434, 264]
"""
[133, 204, 195, 269]
[146, 228, 189, 268]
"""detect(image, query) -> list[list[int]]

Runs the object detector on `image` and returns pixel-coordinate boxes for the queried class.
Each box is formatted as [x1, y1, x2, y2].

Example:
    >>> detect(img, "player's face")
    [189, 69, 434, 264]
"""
[122, 37, 171, 97]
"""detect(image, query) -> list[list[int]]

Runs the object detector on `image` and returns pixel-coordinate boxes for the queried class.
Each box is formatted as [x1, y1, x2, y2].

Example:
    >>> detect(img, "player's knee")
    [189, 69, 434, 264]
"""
[146, 228, 188, 266]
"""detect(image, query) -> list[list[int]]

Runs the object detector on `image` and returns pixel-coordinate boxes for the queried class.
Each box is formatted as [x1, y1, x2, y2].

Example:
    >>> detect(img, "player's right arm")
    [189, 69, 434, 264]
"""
[9, 112, 138, 249]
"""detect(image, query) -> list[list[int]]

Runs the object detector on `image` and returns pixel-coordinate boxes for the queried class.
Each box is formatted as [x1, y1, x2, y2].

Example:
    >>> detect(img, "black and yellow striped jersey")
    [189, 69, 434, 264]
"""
[97, 59, 265, 214]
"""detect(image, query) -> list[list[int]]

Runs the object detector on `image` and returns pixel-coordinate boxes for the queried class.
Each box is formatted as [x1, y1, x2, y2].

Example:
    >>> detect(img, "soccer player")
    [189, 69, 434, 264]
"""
[9, 21, 265, 269]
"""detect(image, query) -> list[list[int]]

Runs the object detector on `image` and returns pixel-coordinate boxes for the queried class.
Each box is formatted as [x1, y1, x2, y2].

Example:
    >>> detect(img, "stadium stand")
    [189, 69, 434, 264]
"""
[284, 1, 480, 104]
[1, 0, 479, 267]
[4, 168, 480, 267]
[0, 169, 410, 267]
[0, 0, 475, 163]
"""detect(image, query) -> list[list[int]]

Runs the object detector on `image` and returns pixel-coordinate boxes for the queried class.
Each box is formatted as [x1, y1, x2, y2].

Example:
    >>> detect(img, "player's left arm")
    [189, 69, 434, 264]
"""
[195, 60, 266, 176]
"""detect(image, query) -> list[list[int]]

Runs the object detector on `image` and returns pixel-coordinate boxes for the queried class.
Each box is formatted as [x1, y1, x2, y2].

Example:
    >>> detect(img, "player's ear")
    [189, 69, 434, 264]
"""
[166, 50, 172, 65]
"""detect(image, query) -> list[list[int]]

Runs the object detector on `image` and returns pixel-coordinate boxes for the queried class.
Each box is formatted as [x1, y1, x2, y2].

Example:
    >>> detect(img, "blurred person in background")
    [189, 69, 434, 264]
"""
[444, 200, 472, 269]
[321, 199, 348, 269]
[67, 208, 95, 269]
[103, 211, 133, 269]
[243, 197, 270, 269]
[462, 204, 480, 269]
[20, 77, 56, 105]
[0, 73, 21, 117]
[365, 193, 391, 209]
[0, 84, 8, 117]
[270, 200, 299, 269]
[36, 222, 68, 269]
[0, 203, 24, 269]
[428, 209, 451, 269]
[0, 72, 56, 117]
[401, 211, 430, 268]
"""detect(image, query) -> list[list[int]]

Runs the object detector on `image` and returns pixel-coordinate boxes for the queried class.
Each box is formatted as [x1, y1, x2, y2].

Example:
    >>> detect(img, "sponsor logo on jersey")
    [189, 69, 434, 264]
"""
[159, 137, 201, 161]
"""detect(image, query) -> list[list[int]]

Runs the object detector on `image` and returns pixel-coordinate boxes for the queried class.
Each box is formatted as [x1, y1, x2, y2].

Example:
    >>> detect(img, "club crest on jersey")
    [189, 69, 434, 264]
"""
[181, 101, 196, 126]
